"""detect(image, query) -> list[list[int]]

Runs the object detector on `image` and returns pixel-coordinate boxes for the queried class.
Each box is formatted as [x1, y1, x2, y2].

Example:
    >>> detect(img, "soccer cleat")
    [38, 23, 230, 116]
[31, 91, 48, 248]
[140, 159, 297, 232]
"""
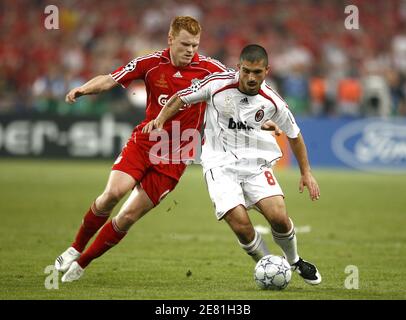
[61, 261, 84, 282]
[291, 257, 322, 285]
[54, 247, 81, 273]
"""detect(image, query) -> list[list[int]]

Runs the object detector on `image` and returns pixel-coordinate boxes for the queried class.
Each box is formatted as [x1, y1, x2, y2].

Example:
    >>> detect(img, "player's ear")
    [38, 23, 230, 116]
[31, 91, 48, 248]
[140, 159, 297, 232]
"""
[265, 65, 270, 75]
[168, 33, 173, 46]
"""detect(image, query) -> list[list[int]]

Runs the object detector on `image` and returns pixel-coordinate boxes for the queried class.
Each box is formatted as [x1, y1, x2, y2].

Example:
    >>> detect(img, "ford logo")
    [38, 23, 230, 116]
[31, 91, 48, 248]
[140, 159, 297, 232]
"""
[331, 119, 406, 173]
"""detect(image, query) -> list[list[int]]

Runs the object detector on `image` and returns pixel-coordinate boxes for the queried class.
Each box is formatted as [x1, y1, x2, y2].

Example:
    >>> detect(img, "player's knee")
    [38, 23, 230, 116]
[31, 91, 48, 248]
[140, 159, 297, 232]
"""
[232, 222, 256, 244]
[115, 207, 142, 231]
[263, 202, 289, 230]
[102, 188, 126, 206]
[117, 203, 151, 230]
[116, 211, 137, 230]
[269, 200, 286, 216]
[270, 214, 291, 233]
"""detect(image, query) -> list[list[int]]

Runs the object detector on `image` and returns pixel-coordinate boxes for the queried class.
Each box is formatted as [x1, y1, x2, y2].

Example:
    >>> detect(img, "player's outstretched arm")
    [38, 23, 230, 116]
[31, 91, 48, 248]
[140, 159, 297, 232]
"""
[288, 133, 320, 201]
[142, 94, 185, 133]
[65, 75, 118, 104]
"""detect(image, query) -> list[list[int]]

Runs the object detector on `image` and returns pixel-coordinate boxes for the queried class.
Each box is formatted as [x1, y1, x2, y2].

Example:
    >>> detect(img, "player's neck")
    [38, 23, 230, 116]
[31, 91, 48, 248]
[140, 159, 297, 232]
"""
[238, 83, 260, 96]
[172, 61, 188, 67]
[170, 52, 188, 68]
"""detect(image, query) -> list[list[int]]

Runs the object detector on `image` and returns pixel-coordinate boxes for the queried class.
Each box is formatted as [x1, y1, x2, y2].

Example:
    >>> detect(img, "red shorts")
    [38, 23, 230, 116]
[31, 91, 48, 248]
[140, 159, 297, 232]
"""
[112, 135, 187, 206]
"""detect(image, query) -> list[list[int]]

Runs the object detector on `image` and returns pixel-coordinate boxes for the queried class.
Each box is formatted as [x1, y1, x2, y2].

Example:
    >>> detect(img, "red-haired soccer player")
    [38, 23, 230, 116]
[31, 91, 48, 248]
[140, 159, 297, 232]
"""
[56, 16, 228, 282]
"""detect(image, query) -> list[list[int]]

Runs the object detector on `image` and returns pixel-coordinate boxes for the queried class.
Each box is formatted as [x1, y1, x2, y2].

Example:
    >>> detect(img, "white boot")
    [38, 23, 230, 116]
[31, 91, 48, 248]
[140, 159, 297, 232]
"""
[54, 247, 81, 272]
[61, 261, 84, 283]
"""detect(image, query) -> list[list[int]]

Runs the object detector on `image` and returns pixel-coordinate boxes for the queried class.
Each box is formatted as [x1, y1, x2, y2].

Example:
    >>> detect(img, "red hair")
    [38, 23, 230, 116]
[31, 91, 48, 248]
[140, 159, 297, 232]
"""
[169, 16, 201, 37]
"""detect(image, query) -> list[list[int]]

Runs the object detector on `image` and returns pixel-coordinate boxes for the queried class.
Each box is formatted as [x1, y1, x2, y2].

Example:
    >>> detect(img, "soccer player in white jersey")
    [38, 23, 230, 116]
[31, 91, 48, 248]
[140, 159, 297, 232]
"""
[144, 44, 321, 284]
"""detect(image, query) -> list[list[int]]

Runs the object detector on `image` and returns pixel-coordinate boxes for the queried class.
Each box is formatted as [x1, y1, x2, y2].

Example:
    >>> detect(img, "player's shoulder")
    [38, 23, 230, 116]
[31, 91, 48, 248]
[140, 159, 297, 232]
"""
[126, 50, 165, 69]
[197, 54, 229, 72]
[178, 70, 236, 97]
[260, 81, 288, 108]
[135, 50, 165, 63]
[128, 50, 168, 74]
[199, 70, 237, 88]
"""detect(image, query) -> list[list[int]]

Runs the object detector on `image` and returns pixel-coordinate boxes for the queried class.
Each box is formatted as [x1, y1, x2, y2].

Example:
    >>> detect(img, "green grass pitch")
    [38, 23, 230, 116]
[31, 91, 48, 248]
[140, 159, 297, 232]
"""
[0, 159, 405, 299]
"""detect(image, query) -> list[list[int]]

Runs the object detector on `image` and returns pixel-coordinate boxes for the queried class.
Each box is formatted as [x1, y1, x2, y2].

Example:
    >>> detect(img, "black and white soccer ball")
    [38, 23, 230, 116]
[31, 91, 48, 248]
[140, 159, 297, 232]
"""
[254, 255, 292, 290]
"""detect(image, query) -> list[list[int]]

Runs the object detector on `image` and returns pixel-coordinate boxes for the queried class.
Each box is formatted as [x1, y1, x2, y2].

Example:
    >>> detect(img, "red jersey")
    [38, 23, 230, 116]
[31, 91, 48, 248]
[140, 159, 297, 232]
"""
[110, 48, 227, 136]
[109, 49, 227, 184]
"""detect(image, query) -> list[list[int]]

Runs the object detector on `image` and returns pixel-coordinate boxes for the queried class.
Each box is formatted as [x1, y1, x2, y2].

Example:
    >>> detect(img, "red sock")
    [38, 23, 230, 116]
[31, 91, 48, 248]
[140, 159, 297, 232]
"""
[77, 219, 127, 269]
[71, 204, 110, 253]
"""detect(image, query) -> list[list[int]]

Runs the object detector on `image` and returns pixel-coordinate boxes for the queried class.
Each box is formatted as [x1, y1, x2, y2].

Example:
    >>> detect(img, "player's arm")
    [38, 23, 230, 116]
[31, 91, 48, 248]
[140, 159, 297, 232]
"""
[143, 74, 213, 133]
[142, 94, 190, 133]
[288, 133, 320, 201]
[65, 75, 118, 104]
[261, 120, 282, 136]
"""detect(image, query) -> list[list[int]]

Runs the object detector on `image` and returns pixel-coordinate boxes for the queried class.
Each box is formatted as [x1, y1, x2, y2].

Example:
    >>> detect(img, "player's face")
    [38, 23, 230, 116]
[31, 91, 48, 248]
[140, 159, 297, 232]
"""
[168, 29, 200, 67]
[238, 59, 269, 95]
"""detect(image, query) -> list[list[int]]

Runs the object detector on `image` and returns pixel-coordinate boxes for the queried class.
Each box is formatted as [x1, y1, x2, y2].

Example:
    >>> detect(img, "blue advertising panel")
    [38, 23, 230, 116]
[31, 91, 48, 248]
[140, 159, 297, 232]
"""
[295, 117, 406, 173]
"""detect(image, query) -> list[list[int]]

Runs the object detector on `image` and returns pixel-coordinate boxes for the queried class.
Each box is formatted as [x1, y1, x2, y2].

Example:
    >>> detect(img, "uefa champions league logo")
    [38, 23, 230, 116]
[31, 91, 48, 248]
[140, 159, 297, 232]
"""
[124, 60, 137, 72]
[189, 79, 202, 93]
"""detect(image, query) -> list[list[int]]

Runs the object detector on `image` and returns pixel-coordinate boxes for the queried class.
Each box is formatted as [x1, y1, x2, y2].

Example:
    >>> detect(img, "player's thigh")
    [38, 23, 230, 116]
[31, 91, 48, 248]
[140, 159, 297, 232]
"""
[114, 170, 176, 230]
[256, 195, 289, 227]
[115, 184, 154, 228]
[244, 168, 289, 222]
[223, 204, 255, 239]
[102, 170, 137, 201]
[204, 167, 246, 220]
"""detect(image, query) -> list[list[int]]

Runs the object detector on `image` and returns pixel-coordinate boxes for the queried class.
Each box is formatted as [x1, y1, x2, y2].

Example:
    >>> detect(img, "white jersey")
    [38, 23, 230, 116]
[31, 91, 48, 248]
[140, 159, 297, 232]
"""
[178, 71, 300, 173]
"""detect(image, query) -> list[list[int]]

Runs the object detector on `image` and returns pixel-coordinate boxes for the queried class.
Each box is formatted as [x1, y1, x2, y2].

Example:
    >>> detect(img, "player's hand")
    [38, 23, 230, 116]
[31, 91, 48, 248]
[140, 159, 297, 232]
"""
[65, 87, 85, 104]
[299, 172, 320, 201]
[261, 120, 282, 136]
[142, 119, 164, 133]
[142, 120, 155, 133]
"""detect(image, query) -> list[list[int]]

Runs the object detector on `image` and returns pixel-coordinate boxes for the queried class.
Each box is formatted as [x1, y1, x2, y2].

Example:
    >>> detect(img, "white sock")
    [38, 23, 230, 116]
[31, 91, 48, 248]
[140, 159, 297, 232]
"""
[238, 230, 270, 262]
[271, 218, 299, 265]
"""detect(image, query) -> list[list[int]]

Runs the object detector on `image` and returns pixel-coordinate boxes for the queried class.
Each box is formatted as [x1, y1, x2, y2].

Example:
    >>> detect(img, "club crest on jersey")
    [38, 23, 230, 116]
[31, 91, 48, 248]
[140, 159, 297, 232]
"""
[158, 93, 189, 110]
[255, 109, 265, 122]
[158, 94, 169, 107]
[155, 73, 169, 89]
[124, 60, 137, 72]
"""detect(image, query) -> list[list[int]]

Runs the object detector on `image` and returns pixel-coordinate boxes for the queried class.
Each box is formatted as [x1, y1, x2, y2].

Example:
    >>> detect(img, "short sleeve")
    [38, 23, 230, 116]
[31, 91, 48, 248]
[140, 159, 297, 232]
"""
[109, 53, 159, 88]
[271, 105, 300, 138]
[177, 75, 213, 105]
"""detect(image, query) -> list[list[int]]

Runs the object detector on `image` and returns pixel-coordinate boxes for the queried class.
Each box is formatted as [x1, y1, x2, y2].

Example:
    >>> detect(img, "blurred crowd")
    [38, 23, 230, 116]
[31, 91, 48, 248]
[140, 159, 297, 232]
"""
[1, 0, 406, 117]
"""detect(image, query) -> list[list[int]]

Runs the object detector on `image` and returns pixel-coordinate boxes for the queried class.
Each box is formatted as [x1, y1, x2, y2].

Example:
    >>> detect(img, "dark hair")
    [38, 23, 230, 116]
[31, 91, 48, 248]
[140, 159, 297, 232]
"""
[239, 44, 268, 66]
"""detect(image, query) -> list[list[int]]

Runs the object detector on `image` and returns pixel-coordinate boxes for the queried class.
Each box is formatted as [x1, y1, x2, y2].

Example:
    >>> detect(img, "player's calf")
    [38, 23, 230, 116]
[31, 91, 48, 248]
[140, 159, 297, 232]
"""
[239, 230, 271, 262]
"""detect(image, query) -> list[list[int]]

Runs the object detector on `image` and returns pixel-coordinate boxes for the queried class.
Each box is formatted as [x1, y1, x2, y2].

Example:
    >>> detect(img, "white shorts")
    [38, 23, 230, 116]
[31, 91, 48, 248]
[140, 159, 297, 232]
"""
[204, 159, 284, 220]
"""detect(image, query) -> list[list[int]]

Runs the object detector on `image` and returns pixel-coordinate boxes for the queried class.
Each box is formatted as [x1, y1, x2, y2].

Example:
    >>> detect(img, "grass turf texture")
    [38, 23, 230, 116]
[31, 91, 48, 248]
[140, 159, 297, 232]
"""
[0, 159, 405, 299]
